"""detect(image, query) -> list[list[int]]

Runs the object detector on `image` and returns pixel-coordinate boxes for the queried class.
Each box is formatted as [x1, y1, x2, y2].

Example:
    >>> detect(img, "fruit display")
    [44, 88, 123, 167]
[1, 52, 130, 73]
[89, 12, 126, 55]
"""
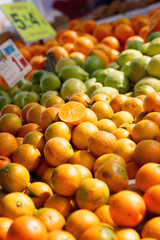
[1, 6, 160, 240]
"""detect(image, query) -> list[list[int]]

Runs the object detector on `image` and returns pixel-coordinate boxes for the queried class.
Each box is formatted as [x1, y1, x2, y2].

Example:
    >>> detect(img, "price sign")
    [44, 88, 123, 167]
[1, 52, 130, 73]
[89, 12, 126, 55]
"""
[1, 2, 56, 42]
[0, 39, 32, 87]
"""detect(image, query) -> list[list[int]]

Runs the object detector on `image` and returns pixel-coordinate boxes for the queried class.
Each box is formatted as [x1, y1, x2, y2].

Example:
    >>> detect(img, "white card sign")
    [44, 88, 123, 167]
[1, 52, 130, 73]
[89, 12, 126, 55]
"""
[0, 39, 32, 87]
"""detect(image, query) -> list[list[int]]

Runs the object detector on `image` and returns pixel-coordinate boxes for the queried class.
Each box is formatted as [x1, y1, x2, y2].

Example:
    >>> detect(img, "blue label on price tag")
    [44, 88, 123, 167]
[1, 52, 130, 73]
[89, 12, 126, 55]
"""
[0, 39, 32, 87]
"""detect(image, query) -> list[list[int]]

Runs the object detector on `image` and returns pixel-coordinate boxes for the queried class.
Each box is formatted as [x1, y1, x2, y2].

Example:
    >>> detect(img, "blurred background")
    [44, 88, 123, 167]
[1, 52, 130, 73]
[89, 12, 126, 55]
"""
[0, 0, 160, 34]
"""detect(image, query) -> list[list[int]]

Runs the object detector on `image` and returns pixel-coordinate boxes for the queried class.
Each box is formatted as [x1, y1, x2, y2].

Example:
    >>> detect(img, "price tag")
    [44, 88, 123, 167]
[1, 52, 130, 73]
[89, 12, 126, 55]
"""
[1, 2, 56, 42]
[0, 39, 32, 87]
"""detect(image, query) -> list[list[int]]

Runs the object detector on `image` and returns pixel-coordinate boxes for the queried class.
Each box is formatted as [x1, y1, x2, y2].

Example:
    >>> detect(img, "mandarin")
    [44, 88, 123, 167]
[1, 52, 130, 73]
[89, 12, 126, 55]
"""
[75, 178, 110, 211]
[51, 164, 81, 197]
[109, 190, 146, 227]
[65, 209, 100, 239]
[136, 162, 160, 192]
[6, 215, 48, 240]
[44, 137, 74, 166]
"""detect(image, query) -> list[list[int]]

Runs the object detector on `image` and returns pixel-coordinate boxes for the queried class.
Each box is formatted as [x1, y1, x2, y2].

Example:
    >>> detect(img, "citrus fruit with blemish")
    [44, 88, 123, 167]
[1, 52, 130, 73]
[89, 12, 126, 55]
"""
[26, 104, 46, 125]
[131, 120, 159, 143]
[113, 138, 136, 164]
[88, 131, 117, 157]
[39, 106, 60, 131]
[91, 101, 114, 120]
[23, 130, 45, 153]
[44, 137, 74, 166]
[75, 178, 110, 211]
[111, 111, 134, 127]
[96, 119, 117, 133]
[0, 163, 30, 193]
[95, 161, 128, 193]
[45, 121, 72, 142]
[0, 113, 22, 135]
[93, 153, 126, 174]
[12, 144, 41, 172]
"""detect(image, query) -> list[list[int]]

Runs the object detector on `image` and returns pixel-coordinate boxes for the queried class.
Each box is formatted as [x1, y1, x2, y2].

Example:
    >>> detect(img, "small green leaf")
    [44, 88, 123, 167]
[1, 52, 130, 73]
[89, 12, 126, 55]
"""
[26, 187, 40, 198]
